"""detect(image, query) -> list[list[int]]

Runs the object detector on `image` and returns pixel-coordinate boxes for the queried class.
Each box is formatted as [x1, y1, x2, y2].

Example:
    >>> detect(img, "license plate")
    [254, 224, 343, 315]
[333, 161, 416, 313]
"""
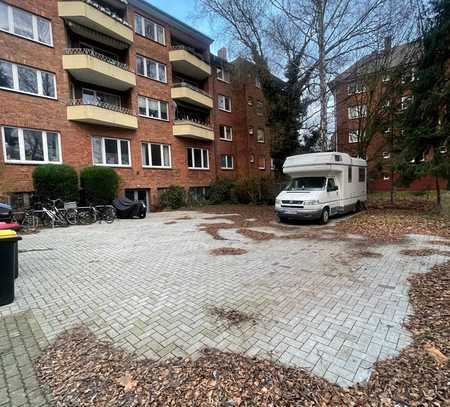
[284, 208, 298, 214]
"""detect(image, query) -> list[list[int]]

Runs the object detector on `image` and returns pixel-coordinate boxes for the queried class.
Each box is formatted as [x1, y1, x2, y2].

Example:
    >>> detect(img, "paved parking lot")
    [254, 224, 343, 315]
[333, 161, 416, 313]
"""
[1, 210, 449, 405]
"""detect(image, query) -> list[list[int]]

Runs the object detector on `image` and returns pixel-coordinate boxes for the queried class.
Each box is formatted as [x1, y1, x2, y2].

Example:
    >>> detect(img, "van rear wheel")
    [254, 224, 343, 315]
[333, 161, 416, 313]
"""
[320, 208, 330, 225]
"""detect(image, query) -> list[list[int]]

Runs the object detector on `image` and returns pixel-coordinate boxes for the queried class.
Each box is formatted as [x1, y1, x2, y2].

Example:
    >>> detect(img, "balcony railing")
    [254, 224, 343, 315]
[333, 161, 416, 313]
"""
[171, 45, 209, 64]
[74, 0, 131, 27]
[64, 48, 130, 71]
[174, 116, 211, 128]
[68, 98, 134, 115]
[172, 82, 211, 99]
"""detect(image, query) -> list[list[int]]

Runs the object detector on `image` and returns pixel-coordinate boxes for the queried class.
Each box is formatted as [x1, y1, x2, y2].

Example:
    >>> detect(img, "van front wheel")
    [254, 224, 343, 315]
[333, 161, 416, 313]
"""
[320, 208, 330, 225]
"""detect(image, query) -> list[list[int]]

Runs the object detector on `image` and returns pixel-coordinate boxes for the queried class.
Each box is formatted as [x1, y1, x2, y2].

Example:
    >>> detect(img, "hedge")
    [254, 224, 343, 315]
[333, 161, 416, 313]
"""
[159, 186, 186, 209]
[32, 164, 79, 202]
[80, 166, 119, 205]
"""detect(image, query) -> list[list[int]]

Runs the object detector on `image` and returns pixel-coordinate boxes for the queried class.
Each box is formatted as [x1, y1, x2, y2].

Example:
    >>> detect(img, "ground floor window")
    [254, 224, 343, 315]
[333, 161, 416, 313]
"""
[92, 136, 131, 167]
[189, 186, 210, 201]
[8, 192, 34, 210]
[187, 147, 209, 170]
[125, 188, 149, 211]
[141, 142, 171, 168]
[1, 126, 61, 164]
[220, 154, 234, 169]
[258, 156, 266, 170]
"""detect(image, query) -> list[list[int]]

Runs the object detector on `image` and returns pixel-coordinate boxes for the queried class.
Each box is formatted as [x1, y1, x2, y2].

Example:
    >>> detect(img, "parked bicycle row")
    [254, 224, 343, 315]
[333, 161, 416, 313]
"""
[12, 200, 116, 232]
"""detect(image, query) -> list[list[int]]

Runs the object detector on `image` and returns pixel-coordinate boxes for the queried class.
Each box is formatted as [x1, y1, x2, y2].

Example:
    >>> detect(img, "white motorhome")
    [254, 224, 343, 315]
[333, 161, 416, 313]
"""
[275, 152, 367, 224]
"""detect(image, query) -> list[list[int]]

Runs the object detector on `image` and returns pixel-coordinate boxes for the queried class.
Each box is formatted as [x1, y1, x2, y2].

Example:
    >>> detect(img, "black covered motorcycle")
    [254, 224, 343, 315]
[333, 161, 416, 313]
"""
[113, 197, 147, 219]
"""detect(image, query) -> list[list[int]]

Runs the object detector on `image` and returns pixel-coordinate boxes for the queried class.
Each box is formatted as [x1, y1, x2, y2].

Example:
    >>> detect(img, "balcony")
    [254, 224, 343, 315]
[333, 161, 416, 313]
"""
[170, 46, 211, 80]
[173, 120, 214, 142]
[67, 99, 138, 129]
[63, 49, 135, 91]
[171, 83, 213, 110]
[58, 0, 133, 45]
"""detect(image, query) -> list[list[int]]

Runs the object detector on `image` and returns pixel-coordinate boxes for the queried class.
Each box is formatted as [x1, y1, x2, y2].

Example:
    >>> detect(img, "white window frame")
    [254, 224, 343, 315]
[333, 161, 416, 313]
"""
[220, 154, 234, 170]
[136, 54, 167, 83]
[347, 82, 366, 95]
[92, 136, 131, 168]
[348, 105, 367, 119]
[348, 130, 362, 144]
[219, 125, 233, 141]
[256, 100, 264, 116]
[382, 151, 391, 159]
[218, 94, 231, 112]
[382, 73, 390, 82]
[1, 126, 62, 165]
[383, 175, 390, 181]
[0, 59, 57, 99]
[187, 147, 209, 170]
[401, 96, 412, 111]
[250, 154, 255, 163]
[270, 158, 275, 170]
[134, 14, 165, 45]
[257, 128, 265, 143]
[248, 127, 254, 135]
[138, 96, 169, 121]
[141, 142, 171, 168]
[217, 67, 231, 83]
[258, 156, 266, 170]
[0, 2, 53, 46]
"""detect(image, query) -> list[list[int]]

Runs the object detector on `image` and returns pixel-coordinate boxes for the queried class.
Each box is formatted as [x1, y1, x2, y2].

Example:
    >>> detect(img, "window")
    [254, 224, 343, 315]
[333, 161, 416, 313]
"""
[348, 105, 367, 119]
[383, 175, 390, 181]
[248, 126, 254, 135]
[141, 142, 171, 168]
[218, 95, 231, 112]
[220, 154, 234, 169]
[250, 154, 255, 163]
[187, 147, 209, 169]
[257, 129, 265, 143]
[247, 96, 253, 106]
[382, 99, 391, 108]
[358, 167, 366, 182]
[384, 127, 392, 135]
[92, 137, 130, 167]
[217, 67, 231, 83]
[401, 67, 416, 84]
[2, 126, 61, 164]
[255, 75, 261, 88]
[219, 125, 232, 141]
[258, 156, 266, 170]
[0, 59, 56, 98]
[271, 158, 275, 170]
[347, 82, 366, 95]
[382, 151, 391, 159]
[348, 166, 353, 183]
[334, 155, 343, 162]
[134, 14, 165, 45]
[348, 130, 363, 144]
[0, 2, 52, 46]
[136, 55, 167, 83]
[382, 73, 390, 82]
[256, 100, 264, 116]
[138, 96, 169, 120]
[439, 146, 448, 155]
[82, 88, 120, 107]
[401, 96, 412, 111]
[189, 186, 209, 201]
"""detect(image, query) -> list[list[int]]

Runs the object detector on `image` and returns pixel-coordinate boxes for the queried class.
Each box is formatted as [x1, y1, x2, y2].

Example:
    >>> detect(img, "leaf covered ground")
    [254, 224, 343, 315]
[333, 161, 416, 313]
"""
[36, 262, 450, 406]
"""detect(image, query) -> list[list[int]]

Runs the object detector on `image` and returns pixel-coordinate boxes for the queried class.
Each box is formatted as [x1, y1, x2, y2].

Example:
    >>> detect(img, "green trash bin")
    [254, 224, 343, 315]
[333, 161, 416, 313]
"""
[0, 230, 21, 306]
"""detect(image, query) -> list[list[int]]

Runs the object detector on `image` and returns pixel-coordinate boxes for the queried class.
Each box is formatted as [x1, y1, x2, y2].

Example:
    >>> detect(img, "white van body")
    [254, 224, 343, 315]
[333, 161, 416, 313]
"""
[275, 152, 367, 223]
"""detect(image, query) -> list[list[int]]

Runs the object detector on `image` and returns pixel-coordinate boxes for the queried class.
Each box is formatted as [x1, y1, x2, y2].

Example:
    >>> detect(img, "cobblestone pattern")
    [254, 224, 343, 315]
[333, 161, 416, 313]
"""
[0, 312, 53, 407]
[1, 211, 449, 405]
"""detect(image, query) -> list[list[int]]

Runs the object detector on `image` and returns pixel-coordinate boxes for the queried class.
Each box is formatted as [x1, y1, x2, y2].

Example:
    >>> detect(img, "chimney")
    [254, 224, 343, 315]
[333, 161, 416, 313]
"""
[384, 36, 392, 51]
[218, 47, 227, 61]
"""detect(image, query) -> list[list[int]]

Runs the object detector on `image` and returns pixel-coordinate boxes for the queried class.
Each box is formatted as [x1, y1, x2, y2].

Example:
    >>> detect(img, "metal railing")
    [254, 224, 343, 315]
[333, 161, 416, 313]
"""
[172, 82, 212, 99]
[174, 118, 212, 129]
[64, 48, 130, 71]
[171, 45, 209, 64]
[80, 0, 132, 27]
[68, 98, 135, 115]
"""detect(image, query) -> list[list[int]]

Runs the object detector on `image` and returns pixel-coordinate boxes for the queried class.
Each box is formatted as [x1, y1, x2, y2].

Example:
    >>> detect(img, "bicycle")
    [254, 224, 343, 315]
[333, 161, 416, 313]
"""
[77, 203, 116, 225]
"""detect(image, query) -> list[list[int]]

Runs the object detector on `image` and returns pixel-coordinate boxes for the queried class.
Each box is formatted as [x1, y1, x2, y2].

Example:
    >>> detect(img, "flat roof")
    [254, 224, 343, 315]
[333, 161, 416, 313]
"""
[130, 0, 214, 46]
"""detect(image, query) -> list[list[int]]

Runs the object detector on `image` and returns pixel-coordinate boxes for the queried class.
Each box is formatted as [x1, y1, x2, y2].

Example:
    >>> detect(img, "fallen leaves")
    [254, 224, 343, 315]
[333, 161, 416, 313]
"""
[116, 373, 138, 392]
[209, 247, 248, 256]
[238, 228, 275, 241]
[400, 248, 450, 257]
[209, 306, 257, 328]
[423, 343, 448, 366]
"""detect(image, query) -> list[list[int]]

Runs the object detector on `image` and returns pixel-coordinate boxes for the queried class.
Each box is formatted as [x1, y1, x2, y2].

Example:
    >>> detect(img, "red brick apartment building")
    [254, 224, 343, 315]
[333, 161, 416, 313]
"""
[0, 0, 274, 209]
[331, 41, 448, 193]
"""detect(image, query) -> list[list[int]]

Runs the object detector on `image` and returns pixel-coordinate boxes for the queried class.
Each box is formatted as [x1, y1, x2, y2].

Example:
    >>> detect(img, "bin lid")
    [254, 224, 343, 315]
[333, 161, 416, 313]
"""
[0, 230, 17, 240]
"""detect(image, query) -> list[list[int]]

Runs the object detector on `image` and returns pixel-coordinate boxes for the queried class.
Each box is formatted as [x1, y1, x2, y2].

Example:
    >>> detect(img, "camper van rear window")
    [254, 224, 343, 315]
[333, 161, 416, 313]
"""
[334, 155, 342, 162]
[359, 168, 366, 182]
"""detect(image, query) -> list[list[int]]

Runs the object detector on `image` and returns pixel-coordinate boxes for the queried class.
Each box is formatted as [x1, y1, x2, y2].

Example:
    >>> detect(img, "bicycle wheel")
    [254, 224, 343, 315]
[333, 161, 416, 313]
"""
[103, 207, 116, 224]
[21, 211, 40, 232]
[78, 208, 96, 225]
[65, 209, 78, 225]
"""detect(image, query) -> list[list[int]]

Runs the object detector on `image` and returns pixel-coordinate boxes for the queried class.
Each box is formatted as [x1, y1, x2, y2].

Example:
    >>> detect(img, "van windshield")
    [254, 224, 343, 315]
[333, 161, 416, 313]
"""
[287, 177, 326, 191]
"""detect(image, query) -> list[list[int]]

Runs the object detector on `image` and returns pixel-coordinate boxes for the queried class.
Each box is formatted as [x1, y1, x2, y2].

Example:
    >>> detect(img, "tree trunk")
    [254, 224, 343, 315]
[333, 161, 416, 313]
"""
[435, 176, 441, 208]
[317, 1, 328, 152]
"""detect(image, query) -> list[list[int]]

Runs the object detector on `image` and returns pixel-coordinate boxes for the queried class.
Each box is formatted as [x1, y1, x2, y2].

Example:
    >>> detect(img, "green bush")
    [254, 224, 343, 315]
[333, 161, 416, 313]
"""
[208, 178, 236, 204]
[80, 166, 119, 205]
[159, 186, 186, 209]
[32, 164, 79, 202]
